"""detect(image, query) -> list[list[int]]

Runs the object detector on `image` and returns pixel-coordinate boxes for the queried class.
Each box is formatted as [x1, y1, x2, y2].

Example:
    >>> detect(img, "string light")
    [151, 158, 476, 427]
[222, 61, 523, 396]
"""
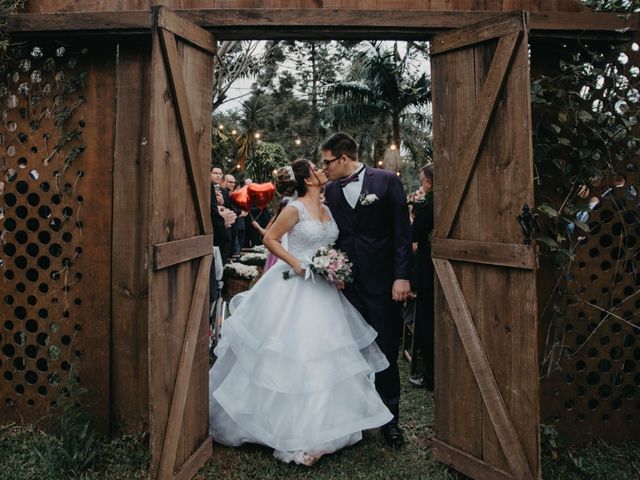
[390, 144, 397, 150]
[294, 138, 301, 145]
[254, 132, 261, 139]
[231, 129, 237, 135]
[377, 160, 383, 166]
[218, 124, 224, 130]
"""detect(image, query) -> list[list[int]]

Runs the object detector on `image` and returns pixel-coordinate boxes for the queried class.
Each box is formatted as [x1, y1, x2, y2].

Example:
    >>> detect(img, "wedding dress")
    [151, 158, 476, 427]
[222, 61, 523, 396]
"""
[209, 199, 392, 465]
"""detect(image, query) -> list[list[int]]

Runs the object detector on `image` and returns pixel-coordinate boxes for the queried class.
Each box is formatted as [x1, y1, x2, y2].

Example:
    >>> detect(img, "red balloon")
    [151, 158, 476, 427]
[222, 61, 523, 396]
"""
[229, 182, 275, 211]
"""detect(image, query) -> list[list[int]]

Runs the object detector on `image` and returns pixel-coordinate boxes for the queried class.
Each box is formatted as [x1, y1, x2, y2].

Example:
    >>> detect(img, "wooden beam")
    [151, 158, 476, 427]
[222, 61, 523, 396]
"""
[433, 258, 534, 480]
[157, 24, 212, 236]
[431, 237, 537, 270]
[153, 234, 213, 271]
[157, 6, 215, 54]
[430, 12, 522, 55]
[174, 437, 212, 480]
[7, 9, 639, 37]
[157, 254, 212, 480]
[435, 30, 521, 239]
[432, 438, 513, 480]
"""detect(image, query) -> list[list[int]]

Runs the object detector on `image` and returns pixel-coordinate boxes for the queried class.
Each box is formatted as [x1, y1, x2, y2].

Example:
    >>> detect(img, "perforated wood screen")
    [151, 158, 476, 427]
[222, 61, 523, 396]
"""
[0, 42, 112, 429]
[539, 39, 640, 444]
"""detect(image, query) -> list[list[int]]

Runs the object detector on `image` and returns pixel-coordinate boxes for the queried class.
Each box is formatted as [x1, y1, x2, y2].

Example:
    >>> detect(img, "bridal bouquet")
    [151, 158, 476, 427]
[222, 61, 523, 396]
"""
[283, 245, 353, 285]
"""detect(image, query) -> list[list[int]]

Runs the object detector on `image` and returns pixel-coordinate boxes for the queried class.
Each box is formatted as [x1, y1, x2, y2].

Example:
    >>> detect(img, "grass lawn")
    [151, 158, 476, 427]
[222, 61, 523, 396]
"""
[1, 358, 639, 479]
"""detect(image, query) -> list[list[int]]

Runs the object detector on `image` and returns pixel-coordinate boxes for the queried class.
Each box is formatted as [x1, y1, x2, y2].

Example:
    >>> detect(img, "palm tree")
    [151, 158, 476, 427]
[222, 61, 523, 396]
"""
[234, 97, 265, 171]
[323, 42, 431, 165]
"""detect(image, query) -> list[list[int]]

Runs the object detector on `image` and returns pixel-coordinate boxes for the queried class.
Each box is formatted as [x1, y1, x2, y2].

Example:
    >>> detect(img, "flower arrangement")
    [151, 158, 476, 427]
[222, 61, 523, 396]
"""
[238, 252, 268, 267]
[283, 245, 353, 285]
[224, 262, 260, 280]
[359, 192, 379, 206]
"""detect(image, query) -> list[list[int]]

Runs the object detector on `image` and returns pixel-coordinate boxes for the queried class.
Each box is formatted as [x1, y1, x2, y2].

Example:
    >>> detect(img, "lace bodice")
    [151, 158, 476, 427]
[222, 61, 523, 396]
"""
[287, 200, 339, 261]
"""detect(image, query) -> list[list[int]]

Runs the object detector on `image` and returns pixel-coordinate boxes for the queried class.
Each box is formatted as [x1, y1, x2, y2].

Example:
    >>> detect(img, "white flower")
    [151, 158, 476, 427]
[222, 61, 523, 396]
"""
[360, 193, 379, 206]
[224, 262, 259, 279]
[313, 255, 331, 269]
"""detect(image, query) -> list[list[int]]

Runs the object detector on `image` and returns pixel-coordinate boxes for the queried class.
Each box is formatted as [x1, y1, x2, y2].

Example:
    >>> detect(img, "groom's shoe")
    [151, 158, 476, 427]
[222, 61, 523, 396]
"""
[381, 423, 405, 449]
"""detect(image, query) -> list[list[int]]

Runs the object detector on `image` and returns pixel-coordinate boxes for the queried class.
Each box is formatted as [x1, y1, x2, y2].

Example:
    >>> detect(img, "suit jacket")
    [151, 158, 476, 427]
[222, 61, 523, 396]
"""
[411, 192, 434, 290]
[325, 166, 411, 296]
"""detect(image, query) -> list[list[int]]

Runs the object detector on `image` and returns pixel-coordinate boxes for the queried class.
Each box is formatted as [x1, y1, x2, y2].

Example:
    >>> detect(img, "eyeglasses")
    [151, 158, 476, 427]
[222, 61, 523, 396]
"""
[322, 155, 342, 168]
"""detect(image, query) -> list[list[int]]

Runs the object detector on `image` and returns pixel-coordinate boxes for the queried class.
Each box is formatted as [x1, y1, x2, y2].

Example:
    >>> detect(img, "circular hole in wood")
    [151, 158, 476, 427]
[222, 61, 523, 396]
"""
[36, 358, 47, 372]
[622, 385, 636, 399]
[3, 371, 13, 381]
[2, 344, 15, 357]
[49, 244, 61, 257]
[15, 283, 25, 293]
[37, 231, 50, 244]
[13, 306, 26, 320]
[13, 357, 25, 370]
[600, 234, 613, 247]
[36, 332, 48, 346]
[25, 370, 37, 384]
[39, 182, 49, 193]
[37, 256, 50, 270]
[576, 360, 587, 371]
[589, 247, 600, 258]
[38, 283, 48, 294]
[611, 346, 624, 359]
[4, 218, 16, 231]
[25, 320, 37, 333]
[624, 211, 636, 224]
[3, 295, 13, 306]
[611, 323, 623, 334]
[598, 384, 613, 398]
[24, 345, 36, 358]
[4, 193, 17, 207]
[16, 181, 28, 195]
[623, 335, 635, 348]
[588, 348, 599, 358]
[15, 230, 28, 244]
[15, 384, 24, 395]
[37, 205, 51, 219]
[4, 270, 14, 280]
[14, 256, 27, 269]
[27, 296, 36, 306]
[626, 236, 637, 248]
[3, 244, 16, 256]
[588, 398, 599, 410]
[598, 359, 612, 372]
[51, 194, 60, 205]
[26, 243, 39, 257]
[61, 360, 71, 371]
[49, 218, 61, 232]
[564, 399, 574, 410]
[37, 385, 46, 396]
[622, 360, 635, 373]
[26, 218, 39, 232]
[37, 308, 48, 320]
[27, 193, 39, 206]
[28, 169, 39, 181]
[62, 232, 72, 243]
[611, 247, 625, 260]
[26, 269, 38, 282]
[15, 206, 28, 219]
[601, 261, 611, 271]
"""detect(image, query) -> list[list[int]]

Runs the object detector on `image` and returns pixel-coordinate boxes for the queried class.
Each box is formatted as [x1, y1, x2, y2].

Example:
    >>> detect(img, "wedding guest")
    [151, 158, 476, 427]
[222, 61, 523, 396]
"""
[409, 163, 435, 390]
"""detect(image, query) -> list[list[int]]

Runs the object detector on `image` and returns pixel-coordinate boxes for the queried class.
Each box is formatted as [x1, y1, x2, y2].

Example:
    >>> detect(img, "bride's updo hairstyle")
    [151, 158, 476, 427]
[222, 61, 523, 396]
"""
[275, 158, 312, 197]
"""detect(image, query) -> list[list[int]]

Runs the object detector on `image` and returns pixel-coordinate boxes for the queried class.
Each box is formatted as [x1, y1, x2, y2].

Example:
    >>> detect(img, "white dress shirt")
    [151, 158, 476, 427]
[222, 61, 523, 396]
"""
[342, 164, 365, 209]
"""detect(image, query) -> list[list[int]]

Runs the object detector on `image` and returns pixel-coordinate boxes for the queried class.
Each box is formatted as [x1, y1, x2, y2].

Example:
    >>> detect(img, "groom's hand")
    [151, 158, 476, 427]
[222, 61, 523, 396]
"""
[392, 279, 411, 301]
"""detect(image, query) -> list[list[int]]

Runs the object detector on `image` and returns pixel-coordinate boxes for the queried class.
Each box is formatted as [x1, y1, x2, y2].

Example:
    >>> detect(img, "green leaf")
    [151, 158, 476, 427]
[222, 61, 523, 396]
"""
[538, 204, 560, 219]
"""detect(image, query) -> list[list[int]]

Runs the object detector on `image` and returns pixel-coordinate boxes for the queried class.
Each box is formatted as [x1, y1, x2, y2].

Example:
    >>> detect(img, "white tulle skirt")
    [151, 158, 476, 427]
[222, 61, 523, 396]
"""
[209, 260, 393, 464]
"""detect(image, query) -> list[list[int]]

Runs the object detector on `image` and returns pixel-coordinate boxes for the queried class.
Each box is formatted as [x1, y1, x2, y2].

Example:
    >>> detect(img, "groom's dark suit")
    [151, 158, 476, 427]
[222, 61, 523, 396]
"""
[325, 166, 411, 422]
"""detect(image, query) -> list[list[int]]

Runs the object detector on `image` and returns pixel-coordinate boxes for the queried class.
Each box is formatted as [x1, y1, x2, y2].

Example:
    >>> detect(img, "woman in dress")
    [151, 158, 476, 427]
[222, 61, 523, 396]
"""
[209, 159, 392, 466]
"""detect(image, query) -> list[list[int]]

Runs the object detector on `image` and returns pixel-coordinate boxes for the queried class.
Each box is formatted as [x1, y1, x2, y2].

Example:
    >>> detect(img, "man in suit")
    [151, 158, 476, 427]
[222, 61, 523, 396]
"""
[321, 132, 412, 449]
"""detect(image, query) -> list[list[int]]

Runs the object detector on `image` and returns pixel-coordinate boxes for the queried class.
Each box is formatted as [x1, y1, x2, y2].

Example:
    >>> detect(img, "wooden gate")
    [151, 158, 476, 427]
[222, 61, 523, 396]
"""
[430, 13, 540, 480]
[148, 7, 215, 480]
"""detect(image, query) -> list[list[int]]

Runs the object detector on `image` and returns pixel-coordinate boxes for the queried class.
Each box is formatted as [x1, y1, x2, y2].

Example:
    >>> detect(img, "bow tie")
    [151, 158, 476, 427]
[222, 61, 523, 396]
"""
[338, 167, 364, 187]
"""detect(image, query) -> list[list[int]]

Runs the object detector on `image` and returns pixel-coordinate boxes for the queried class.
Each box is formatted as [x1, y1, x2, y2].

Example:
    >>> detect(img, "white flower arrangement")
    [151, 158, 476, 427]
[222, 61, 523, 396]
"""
[224, 262, 260, 279]
[239, 252, 268, 267]
[359, 192, 379, 206]
[246, 245, 268, 254]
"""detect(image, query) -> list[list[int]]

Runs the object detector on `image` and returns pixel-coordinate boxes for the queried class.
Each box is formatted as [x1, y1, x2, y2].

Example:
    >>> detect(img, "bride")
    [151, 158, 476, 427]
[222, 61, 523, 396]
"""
[208, 158, 393, 466]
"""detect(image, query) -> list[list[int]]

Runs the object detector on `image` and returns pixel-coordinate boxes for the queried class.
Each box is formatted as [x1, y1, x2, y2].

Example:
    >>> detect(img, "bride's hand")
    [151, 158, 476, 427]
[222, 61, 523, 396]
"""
[335, 280, 345, 290]
[292, 262, 305, 276]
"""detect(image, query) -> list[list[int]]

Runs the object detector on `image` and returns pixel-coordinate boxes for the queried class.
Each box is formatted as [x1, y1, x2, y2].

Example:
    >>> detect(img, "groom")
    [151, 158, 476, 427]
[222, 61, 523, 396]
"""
[321, 132, 412, 448]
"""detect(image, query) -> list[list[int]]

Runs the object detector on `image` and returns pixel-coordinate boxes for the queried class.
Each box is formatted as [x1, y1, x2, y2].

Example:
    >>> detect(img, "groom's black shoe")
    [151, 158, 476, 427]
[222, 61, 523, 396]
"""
[381, 423, 405, 449]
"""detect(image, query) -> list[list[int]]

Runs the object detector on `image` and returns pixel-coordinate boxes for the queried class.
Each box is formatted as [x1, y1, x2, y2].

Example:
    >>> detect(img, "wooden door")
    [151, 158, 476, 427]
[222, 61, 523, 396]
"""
[430, 13, 540, 480]
[148, 7, 215, 480]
